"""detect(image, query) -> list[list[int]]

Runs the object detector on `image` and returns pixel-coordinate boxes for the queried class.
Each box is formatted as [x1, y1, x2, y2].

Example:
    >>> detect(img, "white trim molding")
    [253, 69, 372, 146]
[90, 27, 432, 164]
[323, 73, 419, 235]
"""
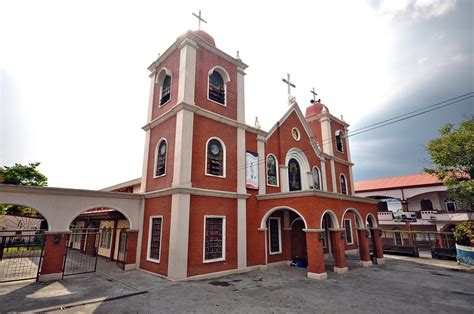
[205, 137, 227, 178]
[203, 215, 226, 263]
[153, 138, 168, 178]
[207, 66, 230, 107]
[146, 215, 163, 263]
[266, 153, 280, 187]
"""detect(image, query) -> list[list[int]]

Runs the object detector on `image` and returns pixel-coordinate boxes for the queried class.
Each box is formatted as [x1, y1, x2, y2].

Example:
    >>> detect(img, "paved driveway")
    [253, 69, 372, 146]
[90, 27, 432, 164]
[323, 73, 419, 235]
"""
[1, 258, 473, 313]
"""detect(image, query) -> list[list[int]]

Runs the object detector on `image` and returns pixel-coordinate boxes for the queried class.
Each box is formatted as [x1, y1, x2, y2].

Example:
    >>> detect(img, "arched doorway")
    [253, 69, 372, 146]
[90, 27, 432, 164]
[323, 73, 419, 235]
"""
[64, 207, 131, 276]
[0, 203, 49, 282]
[321, 210, 339, 258]
[260, 207, 308, 268]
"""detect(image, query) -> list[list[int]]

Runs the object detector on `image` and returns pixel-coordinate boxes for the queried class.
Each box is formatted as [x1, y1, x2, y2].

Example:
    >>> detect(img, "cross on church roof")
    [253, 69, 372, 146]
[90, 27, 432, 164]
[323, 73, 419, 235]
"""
[282, 73, 296, 96]
[310, 88, 318, 101]
[192, 10, 207, 30]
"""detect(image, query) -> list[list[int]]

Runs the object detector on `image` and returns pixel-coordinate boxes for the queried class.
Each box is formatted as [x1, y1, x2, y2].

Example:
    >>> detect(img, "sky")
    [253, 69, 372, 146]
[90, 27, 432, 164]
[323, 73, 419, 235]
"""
[0, 0, 472, 190]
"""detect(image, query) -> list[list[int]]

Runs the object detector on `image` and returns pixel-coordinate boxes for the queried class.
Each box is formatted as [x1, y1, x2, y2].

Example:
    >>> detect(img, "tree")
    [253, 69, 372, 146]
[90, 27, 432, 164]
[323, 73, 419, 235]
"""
[0, 162, 48, 186]
[425, 118, 474, 209]
[0, 162, 48, 217]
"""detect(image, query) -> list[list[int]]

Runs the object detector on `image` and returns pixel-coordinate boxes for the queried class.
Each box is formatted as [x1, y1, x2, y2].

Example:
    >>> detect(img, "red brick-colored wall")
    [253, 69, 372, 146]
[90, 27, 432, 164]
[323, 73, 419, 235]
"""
[139, 196, 172, 277]
[146, 116, 176, 192]
[151, 50, 180, 120]
[306, 118, 323, 150]
[194, 47, 238, 120]
[187, 195, 237, 277]
[191, 115, 237, 192]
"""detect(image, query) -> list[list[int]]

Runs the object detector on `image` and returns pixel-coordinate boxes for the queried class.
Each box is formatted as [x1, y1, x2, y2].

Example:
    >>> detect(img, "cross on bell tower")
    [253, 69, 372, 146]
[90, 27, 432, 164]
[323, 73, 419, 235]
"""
[192, 10, 207, 30]
[310, 88, 318, 102]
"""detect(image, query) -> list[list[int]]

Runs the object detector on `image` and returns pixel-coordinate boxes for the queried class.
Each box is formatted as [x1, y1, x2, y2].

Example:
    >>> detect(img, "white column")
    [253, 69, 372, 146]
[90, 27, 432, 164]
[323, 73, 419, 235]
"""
[320, 116, 333, 156]
[237, 68, 246, 124]
[167, 193, 190, 280]
[257, 135, 266, 195]
[280, 165, 289, 192]
[177, 39, 197, 106]
[321, 159, 328, 192]
[344, 129, 355, 195]
[172, 109, 194, 188]
[330, 159, 337, 193]
[140, 75, 156, 193]
[237, 127, 247, 269]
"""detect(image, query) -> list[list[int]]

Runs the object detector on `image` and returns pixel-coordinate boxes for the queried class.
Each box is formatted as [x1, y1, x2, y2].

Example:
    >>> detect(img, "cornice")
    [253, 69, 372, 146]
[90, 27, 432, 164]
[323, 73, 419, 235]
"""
[142, 102, 268, 136]
[144, 186, 250, 199]
[256, 189, 378, 204]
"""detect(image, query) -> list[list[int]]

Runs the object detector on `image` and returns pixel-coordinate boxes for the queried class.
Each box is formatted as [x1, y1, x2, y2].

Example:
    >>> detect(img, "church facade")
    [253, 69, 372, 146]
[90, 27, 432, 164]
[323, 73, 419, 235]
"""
[136, 29, 384, 281]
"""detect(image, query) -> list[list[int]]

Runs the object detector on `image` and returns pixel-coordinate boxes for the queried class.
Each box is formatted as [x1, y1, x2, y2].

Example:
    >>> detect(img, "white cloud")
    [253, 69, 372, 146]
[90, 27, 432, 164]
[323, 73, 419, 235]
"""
[377, 0, 456, 19]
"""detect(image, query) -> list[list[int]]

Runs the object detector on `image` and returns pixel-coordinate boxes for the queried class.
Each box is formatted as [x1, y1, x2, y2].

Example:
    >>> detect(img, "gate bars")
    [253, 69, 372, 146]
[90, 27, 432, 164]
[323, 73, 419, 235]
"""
[0, 230, 45, 283]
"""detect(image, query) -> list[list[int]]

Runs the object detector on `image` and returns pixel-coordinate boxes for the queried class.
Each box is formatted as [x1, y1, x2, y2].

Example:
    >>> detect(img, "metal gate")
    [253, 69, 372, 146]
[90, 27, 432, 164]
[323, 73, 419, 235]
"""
[62, 229, 99, 277]
[116, 229, 128, 270]
[0, 230, 45, 282]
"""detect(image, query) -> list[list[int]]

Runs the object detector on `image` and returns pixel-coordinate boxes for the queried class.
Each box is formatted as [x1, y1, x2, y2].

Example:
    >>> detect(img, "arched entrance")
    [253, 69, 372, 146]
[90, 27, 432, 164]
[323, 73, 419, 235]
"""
[64, 207, 132, 276]
[260, 207, 308, 267]
[320, 210, 339, 258]
[0, 203, 49, 282]
[341, 208, 372, 267]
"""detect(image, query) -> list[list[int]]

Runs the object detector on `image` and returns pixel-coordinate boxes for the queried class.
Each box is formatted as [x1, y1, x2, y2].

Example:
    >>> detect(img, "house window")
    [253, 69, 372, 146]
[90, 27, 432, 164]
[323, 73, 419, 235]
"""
[155, 139, 167, 177]
[340, 174, 347, 195]
[100, 228, 112, 249]
[312, 166, 321, 190]
[335, 130, 344, 152]
[206, 138, 224, 176]
[420, 199, 433, 210]
[148, 216, 162, 262]
[160, 75, 171, 106]
[268, 217, 282, 254]
[288, 158, 301, 191]
[344, 219, 353, 244]
[204, 217, 225, 262]
[208, 70, 225, 105]
[444, 199, 456, 212]
[266, 154, 278, 186]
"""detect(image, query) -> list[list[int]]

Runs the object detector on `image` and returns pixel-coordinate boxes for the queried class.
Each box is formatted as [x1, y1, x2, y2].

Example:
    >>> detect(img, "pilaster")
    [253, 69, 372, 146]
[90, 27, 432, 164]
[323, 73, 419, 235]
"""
[177, 39, 197, 106]
[320, 116, 333, 155]
[257, 135, 266, 195]
[279, 165, 289, 193]
[330, 159, 337, 193]
[172, 109, 194, 188]
[321, 159, 328, 192]
[236, 67, 246, 124]
[167, 193, 191, 280]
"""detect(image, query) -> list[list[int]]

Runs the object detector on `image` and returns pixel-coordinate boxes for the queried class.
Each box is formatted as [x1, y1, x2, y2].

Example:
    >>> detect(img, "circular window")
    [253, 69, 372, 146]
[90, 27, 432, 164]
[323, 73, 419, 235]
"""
[291, 127, 301, 141]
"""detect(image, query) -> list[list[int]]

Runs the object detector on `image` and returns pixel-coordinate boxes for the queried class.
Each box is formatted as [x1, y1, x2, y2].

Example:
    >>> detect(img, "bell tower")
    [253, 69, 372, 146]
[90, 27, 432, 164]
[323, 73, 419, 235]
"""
[140, 28, 248, 280]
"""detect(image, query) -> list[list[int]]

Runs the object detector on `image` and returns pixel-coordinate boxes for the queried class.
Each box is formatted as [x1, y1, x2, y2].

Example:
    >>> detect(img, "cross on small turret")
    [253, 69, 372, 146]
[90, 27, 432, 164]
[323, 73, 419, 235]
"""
[310, 88, 318, 101]
[192, 10, 207, 30]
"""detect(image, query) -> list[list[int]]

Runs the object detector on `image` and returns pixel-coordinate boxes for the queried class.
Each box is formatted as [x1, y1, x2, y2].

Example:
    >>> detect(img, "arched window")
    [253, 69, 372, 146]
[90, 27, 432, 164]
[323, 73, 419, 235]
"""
[340, 174, 347, 195]
[288, 158, 301, 191]
[155, 68, 172, 107]
[266, 154, 278, 186]
[420, 199, 433, 210]
[206, 138, 224, 176]
[155, 139, 167, 177]
[312, 166, 321, 190]
[208, 70, 225, 105]
[335, 130, 344, 152]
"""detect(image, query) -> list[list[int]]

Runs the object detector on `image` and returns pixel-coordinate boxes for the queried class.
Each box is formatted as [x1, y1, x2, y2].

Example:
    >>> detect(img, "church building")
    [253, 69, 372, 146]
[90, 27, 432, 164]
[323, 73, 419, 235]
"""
[134, 28, 384, 281]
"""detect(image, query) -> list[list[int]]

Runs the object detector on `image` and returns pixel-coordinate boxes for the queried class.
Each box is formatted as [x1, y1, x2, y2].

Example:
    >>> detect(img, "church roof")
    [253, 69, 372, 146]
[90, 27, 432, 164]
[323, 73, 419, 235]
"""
[192, 30, 216, 46]
[354, 173, 442, 192]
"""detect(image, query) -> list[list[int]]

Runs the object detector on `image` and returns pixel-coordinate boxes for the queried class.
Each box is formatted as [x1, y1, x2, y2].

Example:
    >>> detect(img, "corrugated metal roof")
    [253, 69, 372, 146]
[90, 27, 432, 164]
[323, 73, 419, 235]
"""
[355, 173, 442, 192]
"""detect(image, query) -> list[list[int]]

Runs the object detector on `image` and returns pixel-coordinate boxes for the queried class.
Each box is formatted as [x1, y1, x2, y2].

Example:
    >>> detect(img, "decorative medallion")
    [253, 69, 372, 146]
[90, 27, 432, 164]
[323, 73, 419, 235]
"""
[291, 127, 301, 141]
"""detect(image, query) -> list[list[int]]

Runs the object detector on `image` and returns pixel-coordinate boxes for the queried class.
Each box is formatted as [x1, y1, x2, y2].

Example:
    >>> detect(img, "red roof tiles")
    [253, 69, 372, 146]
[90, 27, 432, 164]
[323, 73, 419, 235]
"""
[355, 173, 442, 192]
